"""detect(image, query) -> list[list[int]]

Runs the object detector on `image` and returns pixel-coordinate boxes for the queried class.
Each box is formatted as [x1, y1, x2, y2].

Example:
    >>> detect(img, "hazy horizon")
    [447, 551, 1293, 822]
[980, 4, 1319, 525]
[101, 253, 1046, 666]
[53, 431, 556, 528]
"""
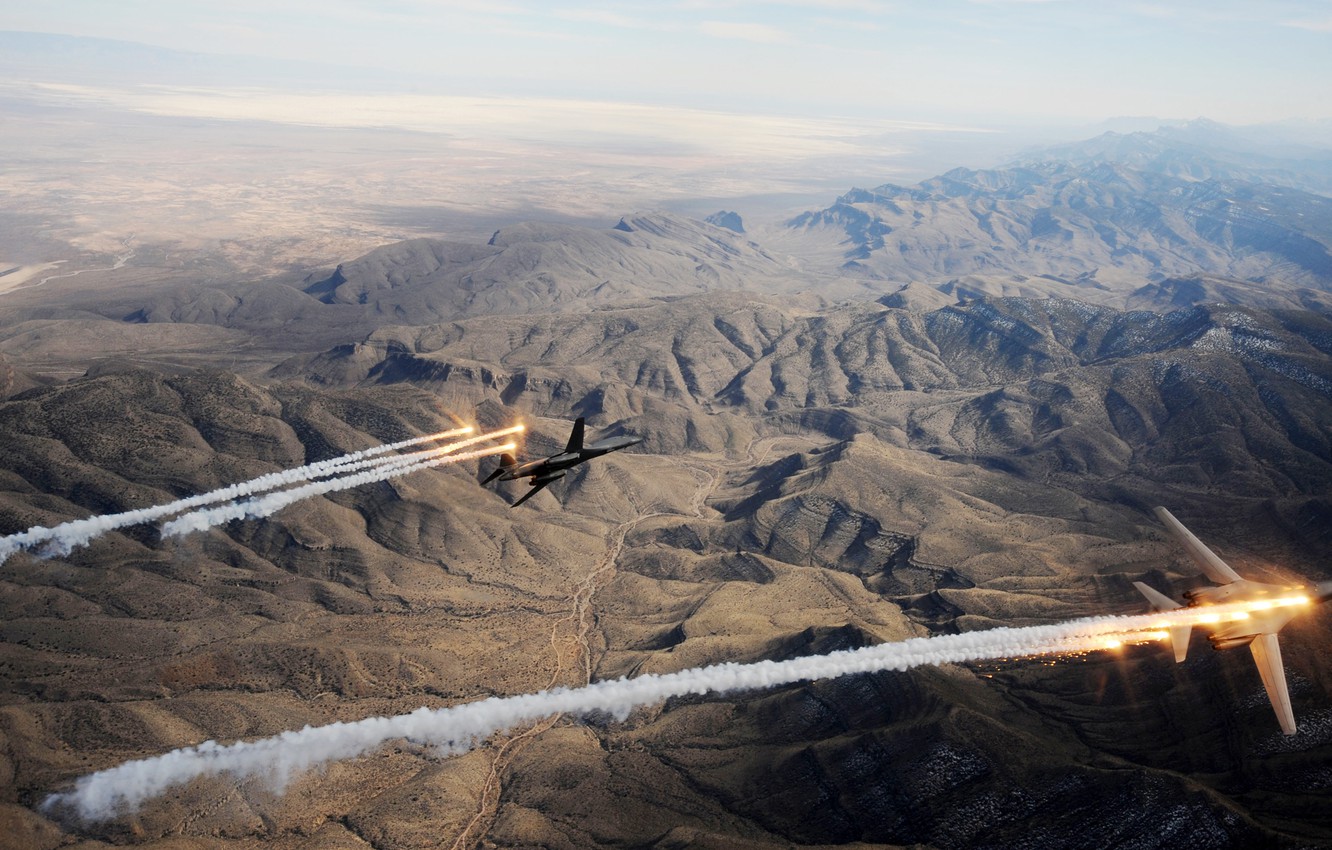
[4, 1, 1331, 127]
[3, 3, 1330, 289]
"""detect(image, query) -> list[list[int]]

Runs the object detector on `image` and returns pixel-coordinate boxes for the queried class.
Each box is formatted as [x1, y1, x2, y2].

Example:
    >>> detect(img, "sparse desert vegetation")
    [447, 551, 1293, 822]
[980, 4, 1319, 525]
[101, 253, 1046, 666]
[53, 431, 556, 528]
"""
[2, 25, 1332, 850]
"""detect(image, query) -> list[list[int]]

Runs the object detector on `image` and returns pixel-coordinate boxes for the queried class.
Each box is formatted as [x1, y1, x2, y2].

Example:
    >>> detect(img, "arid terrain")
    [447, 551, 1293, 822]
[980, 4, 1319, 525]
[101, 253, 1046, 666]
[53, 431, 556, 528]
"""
[2, 83, 1332, 849]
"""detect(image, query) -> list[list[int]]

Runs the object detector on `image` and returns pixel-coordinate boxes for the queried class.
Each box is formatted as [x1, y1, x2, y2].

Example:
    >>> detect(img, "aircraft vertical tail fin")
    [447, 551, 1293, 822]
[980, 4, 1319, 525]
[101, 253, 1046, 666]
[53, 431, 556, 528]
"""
[1133, 581, 1191, 662]
[564, 417, 585, 453]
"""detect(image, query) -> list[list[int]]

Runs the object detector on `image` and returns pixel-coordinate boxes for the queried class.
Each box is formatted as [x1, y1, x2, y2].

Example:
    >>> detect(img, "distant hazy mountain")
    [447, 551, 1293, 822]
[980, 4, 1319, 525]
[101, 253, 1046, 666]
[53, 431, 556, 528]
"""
[705, 210, 746, 233]
[1016, 118, 1332, 197]
[11, 198, 1328, 392]
[783, 160, 1332, 296]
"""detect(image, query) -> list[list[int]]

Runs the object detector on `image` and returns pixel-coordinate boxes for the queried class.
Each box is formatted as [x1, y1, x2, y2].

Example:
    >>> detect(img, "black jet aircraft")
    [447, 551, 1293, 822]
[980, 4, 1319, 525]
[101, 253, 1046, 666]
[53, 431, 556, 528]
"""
[482, 417, 642, 507]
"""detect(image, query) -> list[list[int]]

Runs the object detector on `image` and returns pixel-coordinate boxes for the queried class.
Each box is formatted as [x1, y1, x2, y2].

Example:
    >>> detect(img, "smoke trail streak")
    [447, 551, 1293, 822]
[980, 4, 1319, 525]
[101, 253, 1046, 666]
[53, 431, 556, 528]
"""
[44, 602, 1296, 824]
[160, 440, 517, 539]
[0, 427, 475, 565]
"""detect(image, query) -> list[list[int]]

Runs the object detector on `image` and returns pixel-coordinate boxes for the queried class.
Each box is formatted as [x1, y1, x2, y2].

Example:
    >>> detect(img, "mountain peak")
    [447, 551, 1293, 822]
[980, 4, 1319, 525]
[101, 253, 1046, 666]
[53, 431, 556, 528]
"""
[705, 210, 745, 234]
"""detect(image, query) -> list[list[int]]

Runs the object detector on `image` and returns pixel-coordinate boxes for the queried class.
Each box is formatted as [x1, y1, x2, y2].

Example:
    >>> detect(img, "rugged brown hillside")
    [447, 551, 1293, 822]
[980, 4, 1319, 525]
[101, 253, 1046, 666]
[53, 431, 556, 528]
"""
[301, 213, 834, 322]
[286, 294, 1332, 531]
[6, 198, 1332, 400]
[3, 283, 1331, 848]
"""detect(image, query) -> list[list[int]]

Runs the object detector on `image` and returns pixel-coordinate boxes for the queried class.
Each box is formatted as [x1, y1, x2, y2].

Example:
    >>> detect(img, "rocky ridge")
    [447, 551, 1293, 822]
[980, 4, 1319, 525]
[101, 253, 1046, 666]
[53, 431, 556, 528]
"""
[3, 139, 1332, 847]
[781, 161, 1332, 296]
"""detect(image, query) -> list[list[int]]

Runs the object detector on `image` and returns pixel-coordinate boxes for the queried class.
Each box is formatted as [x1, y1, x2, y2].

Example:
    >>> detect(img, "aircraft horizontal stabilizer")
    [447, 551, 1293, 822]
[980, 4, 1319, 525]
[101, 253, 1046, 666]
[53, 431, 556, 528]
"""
[1133, 581, 1191, 662]
[1132, 580, 1179, 611]
[482, 453, 518, 485]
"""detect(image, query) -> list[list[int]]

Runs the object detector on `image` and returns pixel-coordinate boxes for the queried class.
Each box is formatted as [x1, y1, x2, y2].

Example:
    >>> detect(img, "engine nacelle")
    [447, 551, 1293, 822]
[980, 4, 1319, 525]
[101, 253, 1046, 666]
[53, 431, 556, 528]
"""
[531, 470, 567, 486]
[1211, 635, 1257, 651]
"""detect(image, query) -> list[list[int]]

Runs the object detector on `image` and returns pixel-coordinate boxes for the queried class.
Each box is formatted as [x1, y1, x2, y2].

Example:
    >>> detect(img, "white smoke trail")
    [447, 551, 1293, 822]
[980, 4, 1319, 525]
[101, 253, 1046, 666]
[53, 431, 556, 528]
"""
[0, 427, 475, 564]
[43, 606, 1263, 824]
[159, 438, 517, 539]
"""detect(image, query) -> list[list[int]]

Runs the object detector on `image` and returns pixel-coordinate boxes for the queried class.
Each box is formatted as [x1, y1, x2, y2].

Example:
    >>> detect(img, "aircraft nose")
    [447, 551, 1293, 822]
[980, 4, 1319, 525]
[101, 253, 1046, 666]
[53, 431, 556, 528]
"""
[1315, 581, 1332, 604]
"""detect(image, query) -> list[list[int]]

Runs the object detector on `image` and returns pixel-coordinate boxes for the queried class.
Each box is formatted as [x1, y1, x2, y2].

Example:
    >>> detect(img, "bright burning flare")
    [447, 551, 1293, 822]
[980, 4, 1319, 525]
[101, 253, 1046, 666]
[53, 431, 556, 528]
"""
[157, 427, 521, 539]
[41, 589, 1326, 825]
[0, 425, 483, 565]
[1051, 593, 1314, 657]
[432, 425, 524, 455]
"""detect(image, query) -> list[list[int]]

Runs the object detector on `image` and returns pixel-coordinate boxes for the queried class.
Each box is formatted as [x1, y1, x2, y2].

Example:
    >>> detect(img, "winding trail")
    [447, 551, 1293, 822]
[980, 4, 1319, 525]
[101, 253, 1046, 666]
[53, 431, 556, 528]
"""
[447, 497, 679, 848]
[447, 435, 824, 848]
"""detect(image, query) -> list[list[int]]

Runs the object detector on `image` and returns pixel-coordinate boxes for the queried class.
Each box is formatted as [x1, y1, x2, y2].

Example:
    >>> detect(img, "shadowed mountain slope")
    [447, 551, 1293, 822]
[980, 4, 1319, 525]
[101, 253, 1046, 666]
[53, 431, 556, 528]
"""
[302, 213, 833, 322]
[8, 188, 1332, 398]
[286, 295, 1332, 513]
[0, 213, 840, 384]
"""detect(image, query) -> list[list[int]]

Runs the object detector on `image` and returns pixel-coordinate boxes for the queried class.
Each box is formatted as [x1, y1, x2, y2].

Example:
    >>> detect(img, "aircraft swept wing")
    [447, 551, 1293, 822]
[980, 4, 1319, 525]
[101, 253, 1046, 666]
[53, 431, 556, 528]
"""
[1153, 506, 1243, 584]
[1135, 506, 1332, 735]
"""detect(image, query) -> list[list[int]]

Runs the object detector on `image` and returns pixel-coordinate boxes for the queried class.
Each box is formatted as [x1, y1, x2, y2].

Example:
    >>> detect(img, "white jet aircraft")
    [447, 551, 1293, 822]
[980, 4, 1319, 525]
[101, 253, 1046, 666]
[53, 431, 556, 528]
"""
[1135, 506, 1332, 735]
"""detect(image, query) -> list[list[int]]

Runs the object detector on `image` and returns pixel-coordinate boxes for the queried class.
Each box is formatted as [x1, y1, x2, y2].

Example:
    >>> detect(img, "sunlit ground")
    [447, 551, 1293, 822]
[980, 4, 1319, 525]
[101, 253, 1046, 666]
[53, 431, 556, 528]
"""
[0, 79, 1013, 276]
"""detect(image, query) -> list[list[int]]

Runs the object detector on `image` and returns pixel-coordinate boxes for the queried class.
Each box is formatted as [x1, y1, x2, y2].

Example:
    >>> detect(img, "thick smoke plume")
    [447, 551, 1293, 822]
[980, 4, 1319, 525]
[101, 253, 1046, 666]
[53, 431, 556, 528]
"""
[0, 426, 509, 563]
[43, 606, 1256, 824]
[160, 440, 515, 538]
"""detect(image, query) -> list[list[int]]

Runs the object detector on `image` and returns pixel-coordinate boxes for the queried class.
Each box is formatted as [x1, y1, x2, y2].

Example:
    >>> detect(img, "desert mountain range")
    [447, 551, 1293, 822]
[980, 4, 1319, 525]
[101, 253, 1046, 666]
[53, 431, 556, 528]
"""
[784, 162, 1332, 296]
[2, 129, 1332, 848]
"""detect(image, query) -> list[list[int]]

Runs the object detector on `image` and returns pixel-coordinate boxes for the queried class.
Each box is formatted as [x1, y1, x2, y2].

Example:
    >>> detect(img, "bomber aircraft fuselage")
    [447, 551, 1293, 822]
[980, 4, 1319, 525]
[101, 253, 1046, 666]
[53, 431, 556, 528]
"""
[482, 417, 642, 507]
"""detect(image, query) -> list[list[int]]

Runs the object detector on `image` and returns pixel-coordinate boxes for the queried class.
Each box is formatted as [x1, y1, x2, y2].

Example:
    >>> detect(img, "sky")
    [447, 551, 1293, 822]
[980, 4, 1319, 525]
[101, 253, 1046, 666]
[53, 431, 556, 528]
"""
[4, 0, 1332, 125]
